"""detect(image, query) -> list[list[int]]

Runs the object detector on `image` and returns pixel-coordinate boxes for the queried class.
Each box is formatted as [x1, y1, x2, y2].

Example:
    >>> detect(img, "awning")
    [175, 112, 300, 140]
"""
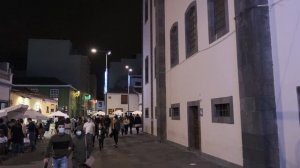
[0, 104, 29, 119]
[14, 109, 48, 120]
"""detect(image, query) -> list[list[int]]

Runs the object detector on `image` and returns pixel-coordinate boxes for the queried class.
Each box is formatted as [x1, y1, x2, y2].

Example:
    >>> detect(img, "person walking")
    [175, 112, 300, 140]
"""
[134, 114, 142, 135]
[27, 118, 36, 151]
[44, 122, 73, 168]
[123, 115, 130, 135]
[128, 113, 134, 134]
[103, 115, 111, 137]
[83, 117, 95, 156]
[111, 115, 120, 147]
[72, 127, 87, 168]
[11, 119, 24, 154]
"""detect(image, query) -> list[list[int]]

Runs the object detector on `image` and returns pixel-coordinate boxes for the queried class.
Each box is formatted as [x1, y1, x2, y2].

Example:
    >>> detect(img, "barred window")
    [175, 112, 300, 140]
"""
[211, 96, 234, 124]
[185, 1, 198, 58]
[207, 0, 229, 43]
[50, 89, 59, 99]
[170, 22, 179, 67]
[170, 103, 180, 120]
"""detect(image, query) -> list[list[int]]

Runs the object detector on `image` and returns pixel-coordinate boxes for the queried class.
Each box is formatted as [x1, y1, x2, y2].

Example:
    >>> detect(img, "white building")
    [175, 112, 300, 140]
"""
[0, 62, 13, 109]
[106, 56, 143, 116]
[269, 0, 300, 167]
[143, 0, 300, 167]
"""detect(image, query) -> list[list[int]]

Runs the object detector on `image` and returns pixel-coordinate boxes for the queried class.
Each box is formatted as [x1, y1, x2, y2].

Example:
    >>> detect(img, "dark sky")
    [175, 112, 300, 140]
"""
[0, 0, 142, 98]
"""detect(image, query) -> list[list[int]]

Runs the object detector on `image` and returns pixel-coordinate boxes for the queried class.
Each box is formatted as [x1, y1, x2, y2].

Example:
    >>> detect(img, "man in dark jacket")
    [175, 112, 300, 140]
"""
[128, 113, 135, 134]
[72, 127, 87, 168]
[134, 114, 142, 134]
[44, 122, 73, 168]
[11, 119, 24, 154]
[0, 118, 8, 137]
[27, 118, 36, 151]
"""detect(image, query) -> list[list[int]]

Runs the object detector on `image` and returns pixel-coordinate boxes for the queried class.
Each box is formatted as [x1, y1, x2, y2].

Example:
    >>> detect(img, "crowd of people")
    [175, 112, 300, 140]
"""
[0, 112, 143, 168]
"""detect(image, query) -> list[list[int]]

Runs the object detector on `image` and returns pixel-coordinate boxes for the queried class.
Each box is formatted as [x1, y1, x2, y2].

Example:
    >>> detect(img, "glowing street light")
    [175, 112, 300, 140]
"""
[91, 48, 112, 115]
[125, 65, 133, 113]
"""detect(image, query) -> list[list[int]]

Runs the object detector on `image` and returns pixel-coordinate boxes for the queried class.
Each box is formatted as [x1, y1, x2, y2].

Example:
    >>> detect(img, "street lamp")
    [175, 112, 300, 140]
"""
[125, 65, 133, 113]
[91, 48, 111, 115]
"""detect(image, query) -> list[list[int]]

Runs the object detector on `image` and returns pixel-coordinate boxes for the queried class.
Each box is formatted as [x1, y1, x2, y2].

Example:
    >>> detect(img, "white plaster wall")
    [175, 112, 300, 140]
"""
[107, 93, 139, 113]
[0, 85, 10, 101]
[143, 0, 153, 135]
[269, 0, 300, 167]
[165, 0, 242, 165]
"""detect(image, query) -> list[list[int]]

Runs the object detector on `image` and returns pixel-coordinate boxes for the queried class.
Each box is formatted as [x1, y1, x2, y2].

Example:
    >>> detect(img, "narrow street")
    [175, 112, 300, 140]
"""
[0, 132, 230, 168]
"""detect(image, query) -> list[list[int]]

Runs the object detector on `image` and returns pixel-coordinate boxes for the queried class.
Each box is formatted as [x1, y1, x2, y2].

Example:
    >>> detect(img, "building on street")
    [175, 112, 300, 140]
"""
[143, 0, 300, 167]
[0, 62, 13, 109]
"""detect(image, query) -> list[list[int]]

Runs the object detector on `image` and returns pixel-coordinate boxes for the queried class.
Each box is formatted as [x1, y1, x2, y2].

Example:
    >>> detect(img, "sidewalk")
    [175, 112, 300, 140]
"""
[0, 132, 236, 168]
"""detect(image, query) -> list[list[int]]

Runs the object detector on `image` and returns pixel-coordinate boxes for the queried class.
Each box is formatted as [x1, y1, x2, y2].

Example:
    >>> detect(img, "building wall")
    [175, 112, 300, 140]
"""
[107, 93, 139, 115]
[10, 92, 58, 117]
[16, 86, 78, 116]
[164, 0, 242, 165]
[0, 62, 12, 109]
[142, 0, 243, 165]
[269, 0, 300, 167]
[142, 0, 157, 135]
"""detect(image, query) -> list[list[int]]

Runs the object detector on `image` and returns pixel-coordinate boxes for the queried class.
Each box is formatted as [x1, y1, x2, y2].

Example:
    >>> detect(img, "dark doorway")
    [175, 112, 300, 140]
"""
[187, 101, 201, 151]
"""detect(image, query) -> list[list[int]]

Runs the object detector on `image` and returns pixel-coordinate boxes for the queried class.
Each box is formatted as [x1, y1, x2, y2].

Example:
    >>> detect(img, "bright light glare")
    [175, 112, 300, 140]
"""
[91, 48, 97, 53]
[125, 65, 129, 69]
[129, 68, 133, 72]
[107, 51, 111, 55]
[104, 69, 107, 94]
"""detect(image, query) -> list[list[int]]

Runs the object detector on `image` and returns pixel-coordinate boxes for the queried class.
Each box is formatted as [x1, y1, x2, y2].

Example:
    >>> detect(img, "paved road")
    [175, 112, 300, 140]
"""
[0, 133, 226, 168]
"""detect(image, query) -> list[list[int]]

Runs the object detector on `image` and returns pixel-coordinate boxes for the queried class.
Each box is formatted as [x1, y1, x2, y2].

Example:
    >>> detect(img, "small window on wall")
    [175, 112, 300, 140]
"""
[155, 106, 157, 119]
[51, 104, 55, 112]
[121, 95, 128, 104]
[170, 103, 180, 120]
[211, 96, 234, 124]
[145, 56, 149, 84]
[145, 108, 149, 118]
[50, 89, 59, 98]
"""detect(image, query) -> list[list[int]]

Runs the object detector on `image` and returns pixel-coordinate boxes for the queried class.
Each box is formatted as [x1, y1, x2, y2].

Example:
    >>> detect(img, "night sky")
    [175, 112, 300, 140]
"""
[0, 0, 142, 98]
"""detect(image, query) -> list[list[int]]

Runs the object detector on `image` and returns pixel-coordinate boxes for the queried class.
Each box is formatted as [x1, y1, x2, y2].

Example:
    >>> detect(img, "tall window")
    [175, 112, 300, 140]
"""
[207, 0, 229, 43]
[170, 103, 180, 120]
[145, 108, 149, 118]
[145, 0, 148, 23]
[121, 95, 128, 104]
[50, 89, 59, 98]
[145, 56, 149, 84]
[170, 22, 179, 67]
[185, 1, 198, 58]
[211, 96, 234, 124]
[297, 87, 300, 123]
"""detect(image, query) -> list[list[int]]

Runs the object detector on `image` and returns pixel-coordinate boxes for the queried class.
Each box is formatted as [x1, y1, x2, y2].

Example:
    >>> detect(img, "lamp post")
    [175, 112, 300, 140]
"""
[125, 65, 132, 113]
[91, 48, 111, 115]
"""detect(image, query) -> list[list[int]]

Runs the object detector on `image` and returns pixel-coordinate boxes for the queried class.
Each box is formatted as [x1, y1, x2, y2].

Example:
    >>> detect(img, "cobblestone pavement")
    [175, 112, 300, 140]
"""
[0, 132, 227, 168]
